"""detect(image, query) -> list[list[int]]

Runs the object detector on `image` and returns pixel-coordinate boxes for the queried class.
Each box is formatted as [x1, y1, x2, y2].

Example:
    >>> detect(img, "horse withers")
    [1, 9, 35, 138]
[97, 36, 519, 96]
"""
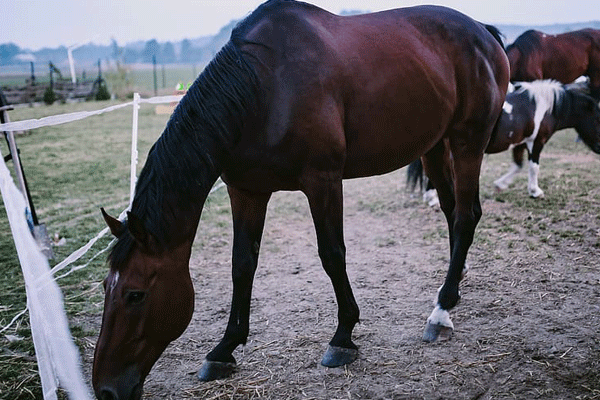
[92, 1, 509, 398]
[507, 29, 600, 99]
[491, 80, 600, 197]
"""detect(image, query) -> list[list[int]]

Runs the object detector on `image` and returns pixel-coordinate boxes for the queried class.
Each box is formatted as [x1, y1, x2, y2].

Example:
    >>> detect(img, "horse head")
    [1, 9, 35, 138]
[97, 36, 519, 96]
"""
[92, 209, 195, 400]
[570, 90, 600, 154]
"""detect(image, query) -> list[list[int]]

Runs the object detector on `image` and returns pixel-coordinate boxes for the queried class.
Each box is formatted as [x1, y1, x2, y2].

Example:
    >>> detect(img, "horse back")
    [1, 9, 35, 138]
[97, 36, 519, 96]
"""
[509, 29, 600, 84]
[227, 1, 508, 188]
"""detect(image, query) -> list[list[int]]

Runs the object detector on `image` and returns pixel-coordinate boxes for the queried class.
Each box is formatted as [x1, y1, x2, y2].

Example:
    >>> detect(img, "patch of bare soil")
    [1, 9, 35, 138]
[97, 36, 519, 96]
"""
[83, 166, 600, 400]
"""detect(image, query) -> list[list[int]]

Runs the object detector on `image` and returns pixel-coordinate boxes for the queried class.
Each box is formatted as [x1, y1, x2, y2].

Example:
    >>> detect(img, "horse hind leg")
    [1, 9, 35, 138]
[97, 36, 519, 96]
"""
[302, 176, 360, 368]
[422, 136, 485, 343]
[420, 141, 458, 342]
[198, 186, 271, 381]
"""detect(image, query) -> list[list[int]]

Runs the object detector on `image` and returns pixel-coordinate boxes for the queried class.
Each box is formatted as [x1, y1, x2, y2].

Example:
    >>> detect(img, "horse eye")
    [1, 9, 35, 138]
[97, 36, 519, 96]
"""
[126, 291, 147, 305]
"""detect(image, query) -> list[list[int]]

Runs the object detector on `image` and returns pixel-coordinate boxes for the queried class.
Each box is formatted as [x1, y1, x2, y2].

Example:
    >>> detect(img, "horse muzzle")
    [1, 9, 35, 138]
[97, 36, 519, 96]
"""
[93, 366, 143, 400]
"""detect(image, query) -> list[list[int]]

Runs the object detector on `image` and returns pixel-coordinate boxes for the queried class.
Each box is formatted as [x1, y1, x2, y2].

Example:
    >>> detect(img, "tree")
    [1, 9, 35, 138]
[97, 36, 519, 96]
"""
[142, 39, 160, 64]
[180, 39, 192, 63]
[111, 38, 122, 61]
[161, 42, 176, 64]
[123, 48, 139, 64]
[0, 43, 21, 64]
[179, 38, 204, 63]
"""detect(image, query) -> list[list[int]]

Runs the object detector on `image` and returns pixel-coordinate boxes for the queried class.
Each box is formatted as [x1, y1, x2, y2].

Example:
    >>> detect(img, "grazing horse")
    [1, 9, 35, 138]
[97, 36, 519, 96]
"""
[407, 80, 600, 199]
[491, 80, 600, 197]
[92, 1, 509, 398]
[507, 29, 600, 98]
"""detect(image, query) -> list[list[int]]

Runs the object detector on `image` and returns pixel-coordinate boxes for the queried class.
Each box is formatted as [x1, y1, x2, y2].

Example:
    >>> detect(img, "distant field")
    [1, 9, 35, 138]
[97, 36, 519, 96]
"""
[105, 64, 205, 97]
[0, 63, 206, 100]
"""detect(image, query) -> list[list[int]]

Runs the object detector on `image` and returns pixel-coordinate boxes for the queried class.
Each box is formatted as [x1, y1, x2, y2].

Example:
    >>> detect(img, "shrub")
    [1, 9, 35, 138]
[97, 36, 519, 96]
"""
[43, 87, 57, 105]
[95, 82, 111, 101]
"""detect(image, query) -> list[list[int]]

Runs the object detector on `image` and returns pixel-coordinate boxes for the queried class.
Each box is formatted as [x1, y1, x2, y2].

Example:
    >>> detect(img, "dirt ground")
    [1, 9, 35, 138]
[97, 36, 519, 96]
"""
[82, 151, 600, 400]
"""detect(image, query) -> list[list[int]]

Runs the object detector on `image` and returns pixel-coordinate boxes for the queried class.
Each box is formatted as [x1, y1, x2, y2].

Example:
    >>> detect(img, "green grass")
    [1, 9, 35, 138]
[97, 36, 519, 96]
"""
[0, 99, 171, 399]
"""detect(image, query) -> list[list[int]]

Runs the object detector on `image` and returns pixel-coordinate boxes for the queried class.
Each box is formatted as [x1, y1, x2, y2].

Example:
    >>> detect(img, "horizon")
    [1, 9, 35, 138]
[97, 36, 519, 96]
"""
[4, 1, 600, 52]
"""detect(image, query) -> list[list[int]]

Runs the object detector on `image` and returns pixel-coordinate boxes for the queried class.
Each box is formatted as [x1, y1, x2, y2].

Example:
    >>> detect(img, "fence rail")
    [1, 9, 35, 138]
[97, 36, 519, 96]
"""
[1, 80, 96, 105]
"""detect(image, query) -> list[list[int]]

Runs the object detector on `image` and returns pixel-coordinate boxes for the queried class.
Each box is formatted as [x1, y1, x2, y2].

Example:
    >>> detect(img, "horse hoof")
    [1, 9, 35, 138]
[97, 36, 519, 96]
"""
[422, 322, 453, 343]
[321, 345, 359, 368]
[530, 190, 544, 198]
[197, 360, 236, 381]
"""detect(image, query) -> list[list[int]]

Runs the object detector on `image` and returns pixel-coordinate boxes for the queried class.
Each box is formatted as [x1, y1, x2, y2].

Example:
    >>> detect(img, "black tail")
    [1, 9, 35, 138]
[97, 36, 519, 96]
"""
[484, 24, 505, 50]
[406, 158, 425, 192]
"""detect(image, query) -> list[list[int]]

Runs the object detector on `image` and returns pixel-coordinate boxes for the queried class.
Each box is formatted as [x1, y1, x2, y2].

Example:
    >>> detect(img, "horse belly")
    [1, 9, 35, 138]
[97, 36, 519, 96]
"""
[342, 89, 453, 179]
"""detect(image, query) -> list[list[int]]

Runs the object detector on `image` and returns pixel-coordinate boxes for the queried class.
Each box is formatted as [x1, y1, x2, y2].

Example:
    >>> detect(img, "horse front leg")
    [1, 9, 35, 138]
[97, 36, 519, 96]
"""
[494, 143, 526, 190]
[198, 186, 271, 381]
[422, 143, 484, 342]
[303, 176, 360, 368]
[527, 142, 545, 198]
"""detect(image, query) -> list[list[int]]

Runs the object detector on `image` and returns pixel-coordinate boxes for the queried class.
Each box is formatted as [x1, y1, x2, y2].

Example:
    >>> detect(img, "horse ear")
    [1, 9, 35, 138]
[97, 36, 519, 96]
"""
[127, 211, 153, 250]
[101, 208, 124, 238]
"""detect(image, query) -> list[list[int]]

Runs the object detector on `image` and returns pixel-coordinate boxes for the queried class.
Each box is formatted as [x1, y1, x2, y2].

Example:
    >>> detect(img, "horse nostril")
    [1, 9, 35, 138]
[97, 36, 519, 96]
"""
[99, 388, 119, 400]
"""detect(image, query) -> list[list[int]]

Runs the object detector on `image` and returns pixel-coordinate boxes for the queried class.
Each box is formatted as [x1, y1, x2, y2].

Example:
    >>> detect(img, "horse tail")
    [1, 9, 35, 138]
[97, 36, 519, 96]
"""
[406, 158, 425, 192]
[484, 24, 505, 50]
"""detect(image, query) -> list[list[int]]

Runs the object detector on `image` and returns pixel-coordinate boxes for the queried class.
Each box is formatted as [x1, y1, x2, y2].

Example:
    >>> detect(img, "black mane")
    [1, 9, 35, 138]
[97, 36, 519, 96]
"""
[507, 29, 541, 56]
[108, 38, 260, 270]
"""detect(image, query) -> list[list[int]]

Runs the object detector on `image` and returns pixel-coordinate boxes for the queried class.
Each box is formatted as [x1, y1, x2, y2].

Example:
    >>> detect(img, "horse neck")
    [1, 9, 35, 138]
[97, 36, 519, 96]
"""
[552, 91, 580, 131]
[133, 41, 259, 249]
[131, 139, 220, 250]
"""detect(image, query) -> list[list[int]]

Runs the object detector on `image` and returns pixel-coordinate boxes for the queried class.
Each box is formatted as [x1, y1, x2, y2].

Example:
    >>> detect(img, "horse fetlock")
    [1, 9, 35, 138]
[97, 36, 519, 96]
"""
[436, 284, 461, 310]
[423, 306, 454, 342]
[427, 305, 454, 329]
[528, 186, 545, 198]
[494, 178, 510, 191]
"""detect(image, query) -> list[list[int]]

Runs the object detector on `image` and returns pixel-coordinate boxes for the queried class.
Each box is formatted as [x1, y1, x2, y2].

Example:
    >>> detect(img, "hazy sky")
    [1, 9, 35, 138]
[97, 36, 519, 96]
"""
[4, 0, 600, 51]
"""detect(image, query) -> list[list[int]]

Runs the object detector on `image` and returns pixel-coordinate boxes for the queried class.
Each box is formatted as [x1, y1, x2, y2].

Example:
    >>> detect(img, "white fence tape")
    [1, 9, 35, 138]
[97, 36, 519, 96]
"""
[0, 93, 210, 399]
[0, 95, 183, 133]
[130, 93, 141, 204]
[138, 94, 183, 104]
[0, 146, 92, 400]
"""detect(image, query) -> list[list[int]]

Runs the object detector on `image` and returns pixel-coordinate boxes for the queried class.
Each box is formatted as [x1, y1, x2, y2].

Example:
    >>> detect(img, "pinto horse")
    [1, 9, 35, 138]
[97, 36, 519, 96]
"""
[407, 80, 600, 199]
[92, 1, 509, 398]
[491, 80, 600, 197]
[507, 29, 600, 98]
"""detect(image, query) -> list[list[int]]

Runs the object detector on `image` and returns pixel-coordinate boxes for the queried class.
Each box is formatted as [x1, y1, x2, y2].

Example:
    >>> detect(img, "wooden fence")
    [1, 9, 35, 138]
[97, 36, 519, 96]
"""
[1, 80, 96, 105]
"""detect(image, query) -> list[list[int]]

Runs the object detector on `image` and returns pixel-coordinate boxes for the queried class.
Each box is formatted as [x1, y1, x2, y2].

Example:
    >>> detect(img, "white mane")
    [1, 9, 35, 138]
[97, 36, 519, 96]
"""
[514, 79, 564, 115]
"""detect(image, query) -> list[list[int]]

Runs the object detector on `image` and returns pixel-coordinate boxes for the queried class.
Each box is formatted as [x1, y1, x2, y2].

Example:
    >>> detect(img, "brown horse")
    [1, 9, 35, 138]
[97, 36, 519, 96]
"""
[92, 1, 509, 398]
[507, 29, 600, 98]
